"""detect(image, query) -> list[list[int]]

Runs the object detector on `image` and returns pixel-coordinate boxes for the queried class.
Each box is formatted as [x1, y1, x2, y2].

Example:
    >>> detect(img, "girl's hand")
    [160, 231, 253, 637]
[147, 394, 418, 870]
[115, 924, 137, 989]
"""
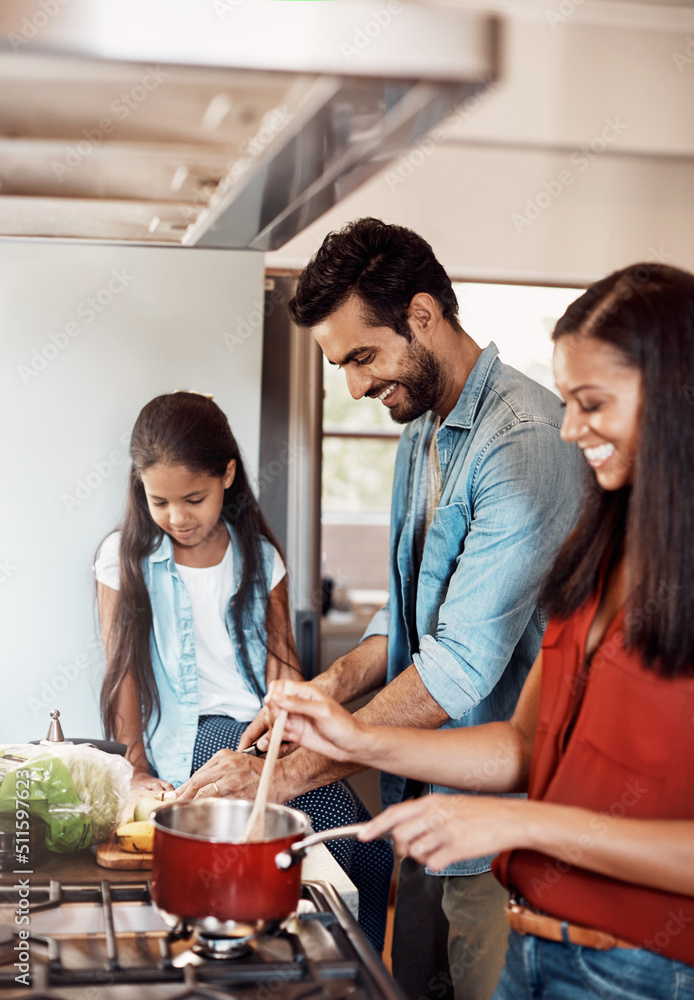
[359, 793, 526, 872]
[130, 769, 175, 797]
[264, 680, 368, 762]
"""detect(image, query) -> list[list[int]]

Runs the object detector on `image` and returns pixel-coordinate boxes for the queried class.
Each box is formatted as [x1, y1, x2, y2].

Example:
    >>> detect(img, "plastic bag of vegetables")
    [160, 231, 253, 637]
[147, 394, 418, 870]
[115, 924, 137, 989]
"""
[0, 743, 132, 853]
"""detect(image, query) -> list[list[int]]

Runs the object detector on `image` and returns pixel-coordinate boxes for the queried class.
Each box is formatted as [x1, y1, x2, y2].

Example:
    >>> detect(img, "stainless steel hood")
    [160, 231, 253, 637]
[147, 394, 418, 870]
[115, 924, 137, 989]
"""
[0, 0, 499, 250]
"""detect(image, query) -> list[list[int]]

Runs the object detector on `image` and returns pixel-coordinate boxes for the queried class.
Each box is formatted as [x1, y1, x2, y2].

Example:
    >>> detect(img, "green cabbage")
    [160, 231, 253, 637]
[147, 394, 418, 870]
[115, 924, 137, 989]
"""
[0, 743, 132, 853]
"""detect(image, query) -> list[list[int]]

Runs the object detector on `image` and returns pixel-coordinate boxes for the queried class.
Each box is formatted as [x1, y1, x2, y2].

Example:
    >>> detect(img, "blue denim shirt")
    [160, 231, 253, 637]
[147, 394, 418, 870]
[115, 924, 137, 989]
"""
[363, 344, 582, 875]
[142, 521, 275, 786]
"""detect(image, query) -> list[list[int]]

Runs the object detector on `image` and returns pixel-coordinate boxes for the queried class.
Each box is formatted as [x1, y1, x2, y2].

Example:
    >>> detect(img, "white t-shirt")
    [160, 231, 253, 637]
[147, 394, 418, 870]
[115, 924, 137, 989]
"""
[94, 531, 285, 722]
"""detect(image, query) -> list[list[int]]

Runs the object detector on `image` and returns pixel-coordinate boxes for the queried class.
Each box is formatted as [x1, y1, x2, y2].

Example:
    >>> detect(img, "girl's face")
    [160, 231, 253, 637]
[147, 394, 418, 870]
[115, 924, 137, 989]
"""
[553, 333, 643, 491]
[140, 461, 236, 549]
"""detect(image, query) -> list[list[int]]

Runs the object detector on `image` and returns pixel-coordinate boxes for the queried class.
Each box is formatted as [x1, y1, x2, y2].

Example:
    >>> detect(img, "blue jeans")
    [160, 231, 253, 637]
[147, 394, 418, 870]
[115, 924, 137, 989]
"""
[492, 930, 694, 1000]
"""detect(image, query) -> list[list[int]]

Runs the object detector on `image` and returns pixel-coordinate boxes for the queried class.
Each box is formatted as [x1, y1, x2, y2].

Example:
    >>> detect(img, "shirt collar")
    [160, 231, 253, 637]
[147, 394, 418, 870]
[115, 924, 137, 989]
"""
[149, 532, 173, 564]
[443, 342, 499, 430]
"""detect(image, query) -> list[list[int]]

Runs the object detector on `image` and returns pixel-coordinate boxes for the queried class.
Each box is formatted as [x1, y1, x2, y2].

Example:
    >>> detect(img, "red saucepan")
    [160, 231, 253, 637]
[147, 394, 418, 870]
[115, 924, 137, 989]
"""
[151, 799, 365, 938]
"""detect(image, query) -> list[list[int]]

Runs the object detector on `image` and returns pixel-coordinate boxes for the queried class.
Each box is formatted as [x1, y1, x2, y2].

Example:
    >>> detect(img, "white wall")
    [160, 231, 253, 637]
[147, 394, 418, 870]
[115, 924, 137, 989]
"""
[267, 5, 694, 283]
[0, 243, 264, 743]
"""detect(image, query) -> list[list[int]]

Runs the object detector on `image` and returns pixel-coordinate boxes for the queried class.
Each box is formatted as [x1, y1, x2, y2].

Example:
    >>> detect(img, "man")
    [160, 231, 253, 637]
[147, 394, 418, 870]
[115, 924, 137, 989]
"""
[180, 218, 582, 1000]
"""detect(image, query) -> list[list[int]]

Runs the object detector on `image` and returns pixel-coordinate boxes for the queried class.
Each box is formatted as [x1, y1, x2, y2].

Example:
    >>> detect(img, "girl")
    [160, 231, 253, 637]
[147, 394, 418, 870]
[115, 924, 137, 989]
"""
[95, 391, 392, 951]
[265, 264, 694, 999]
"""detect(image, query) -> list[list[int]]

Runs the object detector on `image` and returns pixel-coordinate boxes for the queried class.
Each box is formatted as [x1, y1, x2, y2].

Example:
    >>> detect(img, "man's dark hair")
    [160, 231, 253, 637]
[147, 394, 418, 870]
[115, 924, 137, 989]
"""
[288, 217, 462, 339]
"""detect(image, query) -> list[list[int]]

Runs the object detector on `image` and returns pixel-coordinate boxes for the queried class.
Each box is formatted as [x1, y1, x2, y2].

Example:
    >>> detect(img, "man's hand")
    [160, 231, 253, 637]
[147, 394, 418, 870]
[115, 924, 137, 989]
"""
[176, 750, 264, 801]
[236, 712, 268, 752]
[238, 709, 300, 757]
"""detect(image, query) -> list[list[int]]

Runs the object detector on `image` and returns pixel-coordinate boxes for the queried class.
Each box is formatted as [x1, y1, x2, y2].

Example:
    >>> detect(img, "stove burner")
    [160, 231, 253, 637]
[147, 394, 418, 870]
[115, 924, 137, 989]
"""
[192, 933, 254, 959]
[0, 880, 405, 1000]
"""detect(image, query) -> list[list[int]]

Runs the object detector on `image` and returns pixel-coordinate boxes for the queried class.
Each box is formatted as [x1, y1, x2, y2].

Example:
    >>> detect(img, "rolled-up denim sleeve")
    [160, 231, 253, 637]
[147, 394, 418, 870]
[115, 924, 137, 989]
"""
[360, 602, 390, 642]
[413, 419, 580, 720]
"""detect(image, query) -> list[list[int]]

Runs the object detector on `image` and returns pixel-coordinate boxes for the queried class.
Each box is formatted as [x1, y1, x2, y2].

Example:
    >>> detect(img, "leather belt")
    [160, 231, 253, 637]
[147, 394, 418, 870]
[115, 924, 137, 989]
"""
[505, 898, 638, 951]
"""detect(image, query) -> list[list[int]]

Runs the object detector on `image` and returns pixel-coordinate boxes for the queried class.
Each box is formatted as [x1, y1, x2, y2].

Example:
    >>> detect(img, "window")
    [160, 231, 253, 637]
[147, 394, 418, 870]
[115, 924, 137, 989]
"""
[322, 360, 401, 522]
[453, 282, 581, 393]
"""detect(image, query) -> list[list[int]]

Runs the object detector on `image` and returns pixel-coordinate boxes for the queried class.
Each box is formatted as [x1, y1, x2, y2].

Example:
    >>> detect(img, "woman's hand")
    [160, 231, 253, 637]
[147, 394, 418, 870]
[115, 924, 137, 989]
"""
[175, 749, 264, 801]
[129, 768, 175, 797]
[264, 680, 370, 762]
[359, 793, 527, 872]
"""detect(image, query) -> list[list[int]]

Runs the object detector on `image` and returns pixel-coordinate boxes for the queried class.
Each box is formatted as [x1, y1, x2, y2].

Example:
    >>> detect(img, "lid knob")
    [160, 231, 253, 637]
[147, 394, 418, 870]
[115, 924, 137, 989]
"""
[43, 709, 66, 743]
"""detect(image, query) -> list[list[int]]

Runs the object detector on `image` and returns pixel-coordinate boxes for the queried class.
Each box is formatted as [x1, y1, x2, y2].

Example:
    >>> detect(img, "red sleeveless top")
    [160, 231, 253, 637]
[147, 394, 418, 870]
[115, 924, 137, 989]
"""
[493, 593, 694, 966]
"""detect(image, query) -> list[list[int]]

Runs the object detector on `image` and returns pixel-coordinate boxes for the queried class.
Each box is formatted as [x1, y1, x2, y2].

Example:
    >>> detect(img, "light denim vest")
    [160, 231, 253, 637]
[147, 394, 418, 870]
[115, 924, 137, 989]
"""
[142, 521, 276, 786]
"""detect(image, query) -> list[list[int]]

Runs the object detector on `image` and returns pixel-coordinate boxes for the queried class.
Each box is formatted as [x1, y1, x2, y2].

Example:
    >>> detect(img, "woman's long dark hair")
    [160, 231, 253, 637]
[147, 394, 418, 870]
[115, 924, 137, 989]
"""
[100, 392, 288, 742]
[540, 262, 694, 677]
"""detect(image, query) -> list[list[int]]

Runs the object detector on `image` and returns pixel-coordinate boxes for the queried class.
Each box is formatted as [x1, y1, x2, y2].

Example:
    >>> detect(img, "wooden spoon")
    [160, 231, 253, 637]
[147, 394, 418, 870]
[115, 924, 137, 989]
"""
[240, 709, 288, 842]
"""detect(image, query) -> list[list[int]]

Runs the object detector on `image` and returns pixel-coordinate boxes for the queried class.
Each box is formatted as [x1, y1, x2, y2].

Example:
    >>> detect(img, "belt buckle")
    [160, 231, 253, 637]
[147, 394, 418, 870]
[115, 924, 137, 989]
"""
[507, 892, 529, 914]
[505, 894, 530, 936]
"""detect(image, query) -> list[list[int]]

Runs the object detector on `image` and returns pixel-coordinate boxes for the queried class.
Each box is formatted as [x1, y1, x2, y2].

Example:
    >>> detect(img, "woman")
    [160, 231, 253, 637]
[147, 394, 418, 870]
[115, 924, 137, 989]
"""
[265, 263, 694, 997]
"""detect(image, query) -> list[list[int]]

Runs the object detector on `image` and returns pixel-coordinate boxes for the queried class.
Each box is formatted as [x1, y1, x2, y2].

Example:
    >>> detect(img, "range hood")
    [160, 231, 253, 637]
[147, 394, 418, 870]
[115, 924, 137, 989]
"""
[0, 0, 498, 250]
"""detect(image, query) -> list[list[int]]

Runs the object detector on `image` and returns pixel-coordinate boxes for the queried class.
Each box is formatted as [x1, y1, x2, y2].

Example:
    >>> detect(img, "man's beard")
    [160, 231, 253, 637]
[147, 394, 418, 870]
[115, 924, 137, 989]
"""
[383, 338, 448, 424]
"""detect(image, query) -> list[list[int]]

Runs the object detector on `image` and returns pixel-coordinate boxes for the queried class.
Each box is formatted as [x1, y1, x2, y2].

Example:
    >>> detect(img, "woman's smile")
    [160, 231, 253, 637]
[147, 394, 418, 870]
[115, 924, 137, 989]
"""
[582, 442, 615, 468]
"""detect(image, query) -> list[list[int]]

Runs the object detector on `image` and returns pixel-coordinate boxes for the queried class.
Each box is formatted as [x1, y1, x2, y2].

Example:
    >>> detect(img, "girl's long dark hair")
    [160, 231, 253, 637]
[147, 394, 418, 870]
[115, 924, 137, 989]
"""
[540, 263, 694, 677]
[100, 392, 287, 742]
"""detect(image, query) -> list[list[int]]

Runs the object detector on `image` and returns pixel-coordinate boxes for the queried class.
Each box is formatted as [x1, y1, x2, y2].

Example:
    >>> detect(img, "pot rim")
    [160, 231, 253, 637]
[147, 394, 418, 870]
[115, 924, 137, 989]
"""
[152, 798, 311, 845]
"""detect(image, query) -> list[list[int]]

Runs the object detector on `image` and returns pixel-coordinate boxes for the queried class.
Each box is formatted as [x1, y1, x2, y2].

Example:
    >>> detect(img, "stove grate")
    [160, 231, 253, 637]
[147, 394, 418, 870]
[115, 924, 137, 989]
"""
[0, 880, 404, 1000]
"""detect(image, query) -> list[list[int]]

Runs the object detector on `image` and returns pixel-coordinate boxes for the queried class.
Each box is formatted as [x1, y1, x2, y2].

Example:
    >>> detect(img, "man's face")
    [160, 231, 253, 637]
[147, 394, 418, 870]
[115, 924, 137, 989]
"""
[312, 295, 447, 424]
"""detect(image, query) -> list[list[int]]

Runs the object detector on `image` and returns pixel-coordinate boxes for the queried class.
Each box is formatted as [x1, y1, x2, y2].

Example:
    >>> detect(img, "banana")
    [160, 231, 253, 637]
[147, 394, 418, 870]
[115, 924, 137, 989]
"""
[115, 821, 155, 853]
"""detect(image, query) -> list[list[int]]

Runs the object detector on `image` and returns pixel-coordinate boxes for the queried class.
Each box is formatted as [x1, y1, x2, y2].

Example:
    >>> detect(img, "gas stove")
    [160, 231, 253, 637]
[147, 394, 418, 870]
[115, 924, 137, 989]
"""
[0, 879, 403, 1000]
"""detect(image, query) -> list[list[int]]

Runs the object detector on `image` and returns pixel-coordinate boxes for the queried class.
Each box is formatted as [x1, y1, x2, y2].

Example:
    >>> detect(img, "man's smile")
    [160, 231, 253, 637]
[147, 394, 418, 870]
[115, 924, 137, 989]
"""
[376, 382, 398, 404]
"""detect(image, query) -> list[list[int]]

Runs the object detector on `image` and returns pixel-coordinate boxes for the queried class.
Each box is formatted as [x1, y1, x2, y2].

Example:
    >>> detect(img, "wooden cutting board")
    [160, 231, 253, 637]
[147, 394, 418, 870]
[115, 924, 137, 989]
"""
[96, 832, 153, 870]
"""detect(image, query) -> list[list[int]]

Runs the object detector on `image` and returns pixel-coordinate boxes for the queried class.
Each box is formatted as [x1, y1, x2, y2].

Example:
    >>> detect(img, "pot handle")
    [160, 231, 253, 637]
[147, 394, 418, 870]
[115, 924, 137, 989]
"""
[275, 822, 369, 870]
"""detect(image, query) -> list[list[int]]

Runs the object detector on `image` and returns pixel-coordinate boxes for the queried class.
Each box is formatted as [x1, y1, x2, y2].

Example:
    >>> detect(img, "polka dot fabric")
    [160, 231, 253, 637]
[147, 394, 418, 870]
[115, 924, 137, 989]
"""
[192, 715, 393, 953]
